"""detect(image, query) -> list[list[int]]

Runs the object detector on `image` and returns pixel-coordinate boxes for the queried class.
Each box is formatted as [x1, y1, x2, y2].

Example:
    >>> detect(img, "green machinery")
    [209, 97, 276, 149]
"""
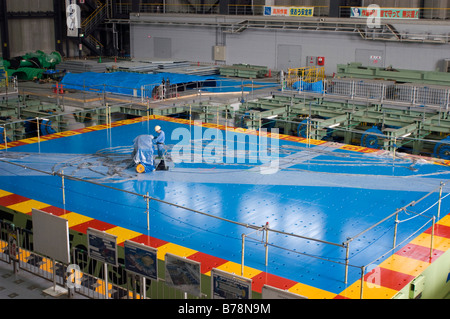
[180, 92, 450, 160]
[0, 50, 62, 81]
[337, 62, 450, 86]
[0, 95, 67, 141]
[219, 63, 269, 78]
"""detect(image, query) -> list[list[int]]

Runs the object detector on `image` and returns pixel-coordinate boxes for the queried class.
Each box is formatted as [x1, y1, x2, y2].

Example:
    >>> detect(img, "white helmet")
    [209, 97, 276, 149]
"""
[155, 125, 161, 132]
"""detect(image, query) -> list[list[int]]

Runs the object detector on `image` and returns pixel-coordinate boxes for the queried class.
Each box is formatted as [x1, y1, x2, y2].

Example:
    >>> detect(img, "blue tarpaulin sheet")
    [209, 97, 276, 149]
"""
[60, 72, 218, 97]
[293, 80, 324, 93]
[60, 71, 278, 96]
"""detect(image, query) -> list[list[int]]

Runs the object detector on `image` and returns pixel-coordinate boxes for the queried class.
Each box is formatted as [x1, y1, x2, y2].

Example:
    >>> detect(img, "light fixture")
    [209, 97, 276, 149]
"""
[401, 133, 411, 138]
[265, 115, 278, 119]
[328, 123, 340, 128]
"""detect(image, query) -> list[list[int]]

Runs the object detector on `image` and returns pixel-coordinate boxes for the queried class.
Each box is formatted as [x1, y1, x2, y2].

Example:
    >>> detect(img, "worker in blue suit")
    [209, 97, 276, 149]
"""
[153, 125, 168, 170]
[153, 125, 165, 158]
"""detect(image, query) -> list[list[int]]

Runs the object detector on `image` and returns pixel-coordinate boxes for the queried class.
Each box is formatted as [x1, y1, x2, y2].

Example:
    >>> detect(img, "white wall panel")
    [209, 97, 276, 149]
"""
[8, 18, 55, 57]
[130, 17, 450, 73]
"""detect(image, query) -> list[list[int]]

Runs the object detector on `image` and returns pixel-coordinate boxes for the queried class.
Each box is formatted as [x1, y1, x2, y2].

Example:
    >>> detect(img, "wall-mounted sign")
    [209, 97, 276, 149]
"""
[351, 7, 419, 19]
[264, 6, 314, 17]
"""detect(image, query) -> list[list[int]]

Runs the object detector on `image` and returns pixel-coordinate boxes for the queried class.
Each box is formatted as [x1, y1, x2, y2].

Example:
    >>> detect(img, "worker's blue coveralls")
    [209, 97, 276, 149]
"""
[153, 130, 165, 157]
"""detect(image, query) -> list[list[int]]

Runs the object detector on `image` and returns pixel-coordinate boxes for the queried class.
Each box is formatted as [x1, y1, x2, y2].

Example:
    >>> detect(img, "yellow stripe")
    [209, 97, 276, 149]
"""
[104, 226, 141, 244]
[215, 261, 262, 279]
[59, 212, 93, 228]
[437, 214, 450, 227]
[8, 200, 50, 214]
[409, 232, 450, 251]
[157, 243, 198, 260]
[338, 280, 398, 299]
[378, 254, 429, 277]
[288, 282, 337, 299]
[0, 189, 12, 197]
[19, 137, 40, 144]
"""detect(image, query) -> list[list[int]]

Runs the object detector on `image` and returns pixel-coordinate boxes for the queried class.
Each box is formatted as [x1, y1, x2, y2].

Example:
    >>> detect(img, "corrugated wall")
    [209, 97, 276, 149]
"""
[130, 16, 450, 73]
[5, 0, 55, 57]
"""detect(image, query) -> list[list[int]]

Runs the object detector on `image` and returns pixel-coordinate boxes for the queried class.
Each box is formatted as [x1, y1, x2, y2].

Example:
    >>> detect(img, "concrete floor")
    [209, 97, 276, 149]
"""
[0, 260, 88, 299]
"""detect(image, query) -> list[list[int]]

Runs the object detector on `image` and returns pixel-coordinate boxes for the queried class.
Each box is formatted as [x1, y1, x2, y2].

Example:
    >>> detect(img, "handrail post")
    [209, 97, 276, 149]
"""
[241, 233, 245, 276]
[2, 125, 7, 150]
[61, 170, 66, 207]
[265, 222, 269, 266]
[393, 210, 399, 248]
[36, 117, 40, 145]
[146, 192, 150, 231]
[344, 240, 350, 284]
[437, 182, 443, 220]
[430, 215, 435, 261]
[360, 265, 365, 299]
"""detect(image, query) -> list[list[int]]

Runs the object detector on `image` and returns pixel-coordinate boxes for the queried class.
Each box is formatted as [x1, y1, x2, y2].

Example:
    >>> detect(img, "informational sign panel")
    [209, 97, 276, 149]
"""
[165, 253, 201, 297]
[87, 228, 118, 267]
[350, 7, 419, 19]
[211, 268, 252, 299]
[124, 240, 158, 280]
[264, 6, 314, 17]
[261, 284, 307, 299]
[32, 208, 70, 264]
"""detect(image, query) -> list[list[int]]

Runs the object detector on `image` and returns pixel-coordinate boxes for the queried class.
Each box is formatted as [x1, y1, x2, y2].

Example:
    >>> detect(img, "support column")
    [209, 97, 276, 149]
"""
[53, 0, 64, 56]
[0, 0, 10, 60]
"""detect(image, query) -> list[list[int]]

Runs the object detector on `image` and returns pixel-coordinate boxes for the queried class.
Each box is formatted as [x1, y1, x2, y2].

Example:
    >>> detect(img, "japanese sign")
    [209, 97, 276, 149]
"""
[351, 7, 419, 19]
[264, 6, 314, 17]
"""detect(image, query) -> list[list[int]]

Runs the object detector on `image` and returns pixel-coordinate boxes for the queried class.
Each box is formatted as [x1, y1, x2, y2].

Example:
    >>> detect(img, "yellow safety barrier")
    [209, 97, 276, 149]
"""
[286, 66, 325, 86]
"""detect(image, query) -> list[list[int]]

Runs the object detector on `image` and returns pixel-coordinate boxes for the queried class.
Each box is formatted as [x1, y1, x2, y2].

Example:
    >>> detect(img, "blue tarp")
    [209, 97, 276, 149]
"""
[60, 71, 278, 97]
[293, 80, 324, 93]
[60, 72, 218, 97]
[201, 79, 278, 93]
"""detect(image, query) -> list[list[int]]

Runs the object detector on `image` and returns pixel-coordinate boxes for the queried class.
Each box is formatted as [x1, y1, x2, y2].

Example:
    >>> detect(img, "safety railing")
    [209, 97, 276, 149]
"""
[283, 76, 450, 110]
[0, 76, 18, 97]
[0, 221, 140, 299]
[1, 116, 448, 299]
[53, 77, 277, 103]
[0, 157, 447, 299]
[110, 2, 450, 19]
[81, 2, 108, 35]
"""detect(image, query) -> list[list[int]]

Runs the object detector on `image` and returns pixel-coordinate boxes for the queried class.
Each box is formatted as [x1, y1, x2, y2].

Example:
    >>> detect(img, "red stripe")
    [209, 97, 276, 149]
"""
[70, 219, 116, 233]
[0, 194, 29, 206]
[334, 295, 350, 299]
[250, 272, 298, 294]
[128, 234, 169, 248]
[187, 251, 228, 274]
[40, 206, 71, 217]
[395, 243, 444, 263]
[424, 223, 450, 239]
[365, 267, 414, 291]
